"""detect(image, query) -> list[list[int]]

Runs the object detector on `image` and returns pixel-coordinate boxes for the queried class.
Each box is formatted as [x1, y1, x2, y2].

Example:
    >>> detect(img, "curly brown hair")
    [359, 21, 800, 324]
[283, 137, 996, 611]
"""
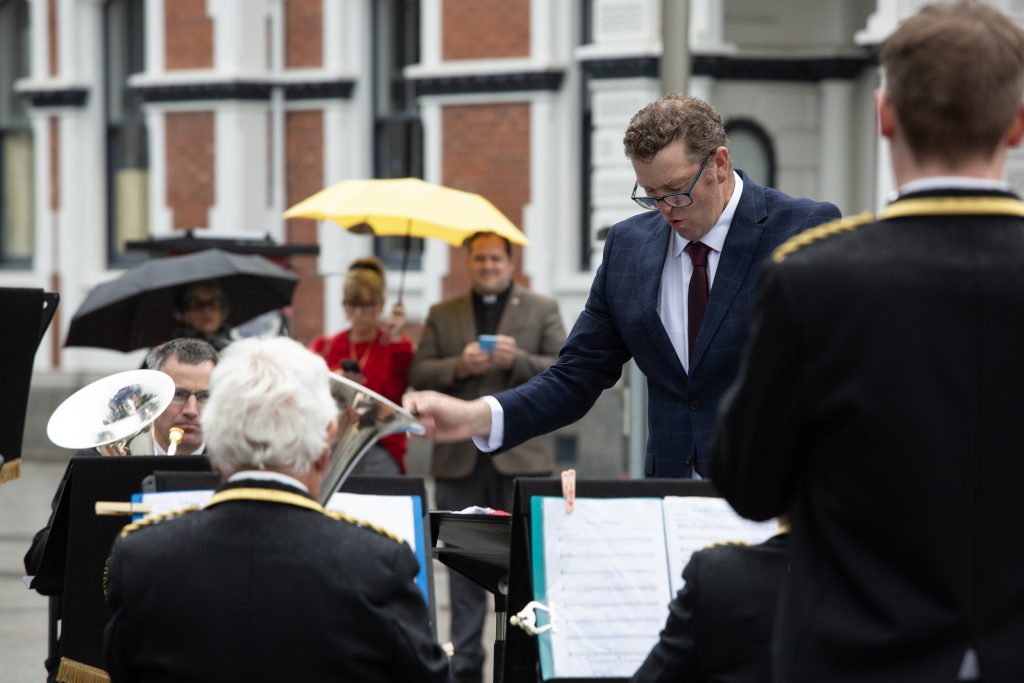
[623, 94, 729, 163]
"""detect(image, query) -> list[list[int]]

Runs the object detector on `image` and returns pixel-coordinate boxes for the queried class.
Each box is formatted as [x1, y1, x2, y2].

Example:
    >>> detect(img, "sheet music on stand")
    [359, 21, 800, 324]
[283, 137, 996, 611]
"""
[524, 492, 778, 681]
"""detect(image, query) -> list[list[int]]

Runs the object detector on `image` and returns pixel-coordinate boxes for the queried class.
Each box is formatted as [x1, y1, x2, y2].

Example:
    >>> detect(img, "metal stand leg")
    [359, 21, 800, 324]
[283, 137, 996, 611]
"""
[493, 576, 508, 683]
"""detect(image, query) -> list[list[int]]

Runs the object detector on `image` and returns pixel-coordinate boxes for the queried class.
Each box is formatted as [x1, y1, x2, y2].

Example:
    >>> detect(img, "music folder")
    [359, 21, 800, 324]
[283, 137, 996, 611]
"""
[430, 511, 511, 596]
[31, 456, 212, 675]
[503, 478, 778, 683]
[0, 287, 58, 485]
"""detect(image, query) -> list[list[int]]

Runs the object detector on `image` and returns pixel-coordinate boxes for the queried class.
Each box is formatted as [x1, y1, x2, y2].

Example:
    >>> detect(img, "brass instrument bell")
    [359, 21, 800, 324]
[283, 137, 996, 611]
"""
[46, 370, 176, 456]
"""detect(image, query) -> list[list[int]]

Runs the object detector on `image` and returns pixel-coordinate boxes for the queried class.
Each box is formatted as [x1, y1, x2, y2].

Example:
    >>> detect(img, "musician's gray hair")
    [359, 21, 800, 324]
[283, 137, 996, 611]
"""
[145, 338, 218, 371]
[202, 337, 337, 477]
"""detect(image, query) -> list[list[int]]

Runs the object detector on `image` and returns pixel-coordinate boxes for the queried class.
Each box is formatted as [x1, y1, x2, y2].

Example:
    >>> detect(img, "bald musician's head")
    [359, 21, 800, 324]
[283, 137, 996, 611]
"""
[200, 337, 338, 492]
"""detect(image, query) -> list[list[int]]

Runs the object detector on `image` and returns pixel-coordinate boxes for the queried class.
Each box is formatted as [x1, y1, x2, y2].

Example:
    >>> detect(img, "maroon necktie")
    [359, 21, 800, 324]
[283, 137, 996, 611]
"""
[684, 241, 711, 359]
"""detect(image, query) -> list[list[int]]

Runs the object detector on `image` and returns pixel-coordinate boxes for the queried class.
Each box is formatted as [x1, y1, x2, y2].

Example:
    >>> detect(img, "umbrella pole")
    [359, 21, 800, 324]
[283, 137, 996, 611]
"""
[397, 222, 411, 305]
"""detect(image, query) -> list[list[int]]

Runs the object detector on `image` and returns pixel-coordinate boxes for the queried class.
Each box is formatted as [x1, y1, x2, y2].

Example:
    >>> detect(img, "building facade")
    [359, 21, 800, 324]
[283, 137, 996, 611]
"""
[5, 0, 1023, 470]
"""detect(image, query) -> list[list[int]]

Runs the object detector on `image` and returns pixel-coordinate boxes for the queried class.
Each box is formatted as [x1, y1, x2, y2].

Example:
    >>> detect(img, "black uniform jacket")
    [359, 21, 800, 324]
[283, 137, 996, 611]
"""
[633, 533, 788, 683]
[103, 478, 450, 682]
[712, 190, 1024, 683]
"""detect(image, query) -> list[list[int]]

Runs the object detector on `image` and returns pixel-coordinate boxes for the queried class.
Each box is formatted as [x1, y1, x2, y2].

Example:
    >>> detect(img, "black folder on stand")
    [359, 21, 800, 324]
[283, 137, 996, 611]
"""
[431, 510, 513, 683]
[0, 287, 58, 484]
[32, 456, 212, 674]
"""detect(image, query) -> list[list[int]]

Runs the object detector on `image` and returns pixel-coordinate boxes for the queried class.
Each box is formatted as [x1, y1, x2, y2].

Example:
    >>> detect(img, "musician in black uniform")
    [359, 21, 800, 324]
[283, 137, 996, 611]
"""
[632, 527, 789, 683]
[103, 337, 450, 682]
[712, 3, 1024, 681]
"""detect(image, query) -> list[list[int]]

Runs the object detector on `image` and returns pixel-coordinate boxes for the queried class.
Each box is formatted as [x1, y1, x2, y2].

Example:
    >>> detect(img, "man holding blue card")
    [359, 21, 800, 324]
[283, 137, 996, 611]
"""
[410, 231, 566, 683]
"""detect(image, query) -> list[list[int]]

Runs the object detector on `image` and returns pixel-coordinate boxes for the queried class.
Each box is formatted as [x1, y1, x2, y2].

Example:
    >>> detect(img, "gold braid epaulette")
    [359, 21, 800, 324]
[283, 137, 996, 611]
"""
[204, 487, 404, 544]
[0, 458, 20, 484]
[705, 540, 753, 550]
[771, 212, 875, 263]
[325, 509, 403, 544]
[119, 505, 200, 538]
[774, 197, 1024, 264]
[55, 656, 111, 683]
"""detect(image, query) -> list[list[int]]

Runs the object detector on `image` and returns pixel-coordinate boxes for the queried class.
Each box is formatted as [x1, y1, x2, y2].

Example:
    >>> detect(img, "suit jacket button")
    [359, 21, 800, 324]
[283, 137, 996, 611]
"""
[689, 399, 701, 411]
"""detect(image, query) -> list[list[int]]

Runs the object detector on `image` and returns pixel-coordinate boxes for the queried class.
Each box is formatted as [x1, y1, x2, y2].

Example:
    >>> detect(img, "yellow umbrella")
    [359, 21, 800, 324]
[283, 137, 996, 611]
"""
[283, 177, 530, 247]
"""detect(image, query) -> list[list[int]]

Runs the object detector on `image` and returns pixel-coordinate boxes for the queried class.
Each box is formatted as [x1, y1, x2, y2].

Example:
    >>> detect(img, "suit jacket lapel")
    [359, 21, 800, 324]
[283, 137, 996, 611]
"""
[638, 223, 688, 379]
[496, 283, 526, 333]
[452, 292, 476, 346]
[690, 175, 766, 370]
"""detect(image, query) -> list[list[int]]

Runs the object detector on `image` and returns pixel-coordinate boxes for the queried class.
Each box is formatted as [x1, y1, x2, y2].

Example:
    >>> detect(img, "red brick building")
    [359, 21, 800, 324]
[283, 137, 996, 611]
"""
[1, 0, 916, 381]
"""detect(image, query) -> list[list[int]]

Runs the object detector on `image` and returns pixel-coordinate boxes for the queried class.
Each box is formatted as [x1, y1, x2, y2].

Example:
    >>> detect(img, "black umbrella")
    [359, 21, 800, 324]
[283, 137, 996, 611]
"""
[66, 248, 299, 351]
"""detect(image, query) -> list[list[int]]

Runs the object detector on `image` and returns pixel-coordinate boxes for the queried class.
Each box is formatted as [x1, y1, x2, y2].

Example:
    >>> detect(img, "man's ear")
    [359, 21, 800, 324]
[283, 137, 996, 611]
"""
[876, 89, 895, 139]
[315, 419, 339, 473]
[1006, 103, 1024, 148]
[714, 145, 731, 182]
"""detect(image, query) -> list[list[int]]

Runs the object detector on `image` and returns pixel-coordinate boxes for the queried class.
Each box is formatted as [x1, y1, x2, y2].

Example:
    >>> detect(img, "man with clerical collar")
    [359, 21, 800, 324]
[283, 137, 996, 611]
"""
[104, 337, 450, 682]
[410, 231, 566, 683]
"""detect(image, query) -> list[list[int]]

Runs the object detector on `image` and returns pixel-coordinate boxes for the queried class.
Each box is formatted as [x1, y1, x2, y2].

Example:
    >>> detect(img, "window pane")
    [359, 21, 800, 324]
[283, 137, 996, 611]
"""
[372, 0, 423, 270]
[110, 125, 149, 253]
[1, 130, 33, 261]
[0, 0, 33, 265]
[105, 0, 148, 265]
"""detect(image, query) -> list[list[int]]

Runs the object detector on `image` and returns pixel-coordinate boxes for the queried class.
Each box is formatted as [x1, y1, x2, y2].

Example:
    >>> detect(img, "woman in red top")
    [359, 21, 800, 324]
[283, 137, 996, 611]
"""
[310, 257, 413, 474]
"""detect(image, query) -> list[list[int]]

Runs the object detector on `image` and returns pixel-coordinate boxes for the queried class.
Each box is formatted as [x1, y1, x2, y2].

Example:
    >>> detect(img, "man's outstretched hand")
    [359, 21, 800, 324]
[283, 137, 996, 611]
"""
[403, 391, 492, 443]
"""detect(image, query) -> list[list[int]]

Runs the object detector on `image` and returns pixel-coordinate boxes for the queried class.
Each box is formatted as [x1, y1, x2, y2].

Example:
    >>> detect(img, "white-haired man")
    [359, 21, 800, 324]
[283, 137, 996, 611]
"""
[103, 337, 450, 682]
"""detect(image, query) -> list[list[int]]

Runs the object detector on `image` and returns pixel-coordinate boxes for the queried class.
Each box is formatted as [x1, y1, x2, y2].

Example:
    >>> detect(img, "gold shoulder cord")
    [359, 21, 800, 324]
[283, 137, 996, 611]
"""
[119, 505, 200, 538]
[771, 212, 874, 263]
[705, 540, 753, 550]
[773, 197, 1024, 265]
[324, 509, 403, 544]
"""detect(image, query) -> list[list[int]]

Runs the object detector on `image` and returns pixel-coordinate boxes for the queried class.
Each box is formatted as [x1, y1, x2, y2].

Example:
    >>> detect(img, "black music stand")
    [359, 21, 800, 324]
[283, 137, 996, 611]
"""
[0, 287, 58, 484]
[431, 511, 512, 682]
[31, 456, 212, 677]
[503, 478, 717, 683]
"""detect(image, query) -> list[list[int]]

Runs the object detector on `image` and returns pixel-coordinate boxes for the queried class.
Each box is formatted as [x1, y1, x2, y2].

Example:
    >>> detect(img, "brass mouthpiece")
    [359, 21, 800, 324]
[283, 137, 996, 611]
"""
[167, 427, 184, 456]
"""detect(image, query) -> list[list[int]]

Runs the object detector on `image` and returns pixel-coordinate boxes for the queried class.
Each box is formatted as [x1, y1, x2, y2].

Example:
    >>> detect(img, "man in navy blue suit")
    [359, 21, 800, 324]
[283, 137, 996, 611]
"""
[408, 94, 839, 477]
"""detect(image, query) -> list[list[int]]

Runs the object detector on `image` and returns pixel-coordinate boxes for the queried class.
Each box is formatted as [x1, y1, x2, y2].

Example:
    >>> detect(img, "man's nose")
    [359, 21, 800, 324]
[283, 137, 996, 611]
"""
[181, 395, 201, 415]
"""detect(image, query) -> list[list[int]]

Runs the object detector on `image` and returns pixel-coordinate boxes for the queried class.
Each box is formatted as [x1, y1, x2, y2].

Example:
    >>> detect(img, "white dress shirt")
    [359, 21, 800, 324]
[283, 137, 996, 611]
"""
[657, 171, 742, 372]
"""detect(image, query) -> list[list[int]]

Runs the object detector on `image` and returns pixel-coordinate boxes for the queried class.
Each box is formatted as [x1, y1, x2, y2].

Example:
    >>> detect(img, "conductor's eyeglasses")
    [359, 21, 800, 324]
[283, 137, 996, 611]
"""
[631, 150, 714, 210]
[170, 389, 210, 406]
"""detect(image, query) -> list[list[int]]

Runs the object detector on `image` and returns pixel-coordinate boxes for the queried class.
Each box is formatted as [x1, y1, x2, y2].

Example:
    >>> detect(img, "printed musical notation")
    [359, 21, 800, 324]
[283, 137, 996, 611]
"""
[531, 495, 778, 680]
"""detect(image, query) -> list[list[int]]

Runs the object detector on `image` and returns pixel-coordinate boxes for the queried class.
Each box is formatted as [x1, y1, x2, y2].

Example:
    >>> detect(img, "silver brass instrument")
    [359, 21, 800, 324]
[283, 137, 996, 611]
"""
[47, 370, 175, 456]
[318, 371, 425, 504]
